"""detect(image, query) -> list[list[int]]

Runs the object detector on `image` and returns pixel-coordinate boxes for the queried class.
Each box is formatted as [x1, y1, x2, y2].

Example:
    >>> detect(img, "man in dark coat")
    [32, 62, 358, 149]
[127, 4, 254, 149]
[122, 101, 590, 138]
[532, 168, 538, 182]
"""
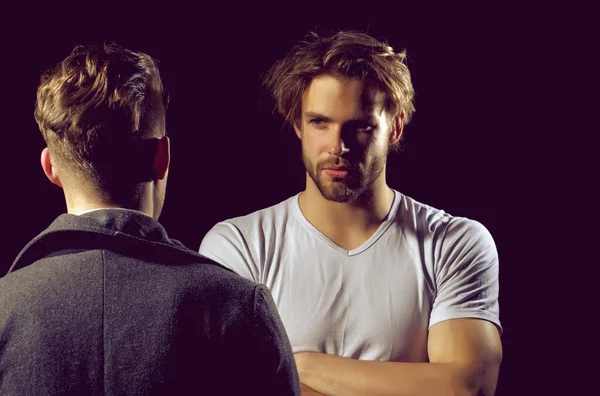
[0, 43, 300, 395]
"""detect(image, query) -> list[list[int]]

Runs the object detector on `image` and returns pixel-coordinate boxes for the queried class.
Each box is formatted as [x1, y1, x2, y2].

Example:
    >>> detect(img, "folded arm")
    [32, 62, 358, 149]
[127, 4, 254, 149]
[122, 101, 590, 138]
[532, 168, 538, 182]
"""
[295, 318, 502, 396]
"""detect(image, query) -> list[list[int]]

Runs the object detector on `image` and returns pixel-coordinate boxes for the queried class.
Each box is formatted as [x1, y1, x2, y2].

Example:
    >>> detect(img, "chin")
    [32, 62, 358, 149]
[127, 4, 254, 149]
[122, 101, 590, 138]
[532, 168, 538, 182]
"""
[320, 184, 361, 203]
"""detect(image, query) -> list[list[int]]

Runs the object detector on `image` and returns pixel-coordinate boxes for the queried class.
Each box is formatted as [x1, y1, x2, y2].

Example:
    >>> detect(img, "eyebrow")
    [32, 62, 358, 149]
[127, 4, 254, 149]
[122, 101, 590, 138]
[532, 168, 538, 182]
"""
[304, 111, 377, 123]
[304, 112, 333, 121]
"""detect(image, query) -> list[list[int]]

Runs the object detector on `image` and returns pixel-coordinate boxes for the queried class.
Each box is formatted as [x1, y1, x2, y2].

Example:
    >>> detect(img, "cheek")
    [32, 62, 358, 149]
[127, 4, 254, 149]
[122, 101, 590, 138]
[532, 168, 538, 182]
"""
[361, 137, 387, 163]
[303, 131, 329, 156]
[368, 130, 390, 152]
[355, 134, 372, 148]
[301, 138, 318, 163]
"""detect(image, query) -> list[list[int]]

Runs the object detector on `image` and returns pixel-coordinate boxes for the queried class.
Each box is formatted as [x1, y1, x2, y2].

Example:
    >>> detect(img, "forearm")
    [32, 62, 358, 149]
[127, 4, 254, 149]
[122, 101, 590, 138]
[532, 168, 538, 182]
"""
[297, 353, 478, 396]
[300, 383, 326, 395]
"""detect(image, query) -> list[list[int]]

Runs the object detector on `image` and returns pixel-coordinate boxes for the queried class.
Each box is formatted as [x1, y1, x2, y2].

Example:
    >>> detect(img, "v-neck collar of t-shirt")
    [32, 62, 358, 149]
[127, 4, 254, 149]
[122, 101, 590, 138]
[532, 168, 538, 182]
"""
[291, 190, 402, 257]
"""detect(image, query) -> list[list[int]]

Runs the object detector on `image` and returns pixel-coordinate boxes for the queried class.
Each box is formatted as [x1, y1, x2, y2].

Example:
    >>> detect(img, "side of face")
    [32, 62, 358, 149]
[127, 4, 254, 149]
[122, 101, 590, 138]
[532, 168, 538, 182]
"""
[148, 82, 170, 219]
[294, 74, 400, 203]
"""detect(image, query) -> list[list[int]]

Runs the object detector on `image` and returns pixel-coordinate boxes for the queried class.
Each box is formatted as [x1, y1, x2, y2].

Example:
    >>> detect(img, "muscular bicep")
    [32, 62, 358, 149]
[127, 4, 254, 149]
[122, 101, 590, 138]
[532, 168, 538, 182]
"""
[431, 219, 502, 334]
[428, 318, 502, 395]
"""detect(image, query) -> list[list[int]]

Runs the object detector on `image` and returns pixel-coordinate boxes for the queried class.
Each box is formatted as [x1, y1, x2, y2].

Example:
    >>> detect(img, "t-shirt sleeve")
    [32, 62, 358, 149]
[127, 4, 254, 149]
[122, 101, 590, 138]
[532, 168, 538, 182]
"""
[429, 218, 502, 335]
[199, 221, 260, 283]
[250, 284, 301, 395]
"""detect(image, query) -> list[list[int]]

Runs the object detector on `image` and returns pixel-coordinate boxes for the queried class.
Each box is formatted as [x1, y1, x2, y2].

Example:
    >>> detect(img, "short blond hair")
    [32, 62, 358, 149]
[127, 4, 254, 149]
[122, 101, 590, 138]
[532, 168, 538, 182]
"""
[34, 42, 165, 188]
[264, 30, 416, 144]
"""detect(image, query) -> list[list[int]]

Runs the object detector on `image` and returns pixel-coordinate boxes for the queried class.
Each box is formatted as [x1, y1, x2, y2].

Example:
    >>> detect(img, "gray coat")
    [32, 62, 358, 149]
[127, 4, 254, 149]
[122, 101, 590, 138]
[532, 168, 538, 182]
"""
[0, 209, 300, 395]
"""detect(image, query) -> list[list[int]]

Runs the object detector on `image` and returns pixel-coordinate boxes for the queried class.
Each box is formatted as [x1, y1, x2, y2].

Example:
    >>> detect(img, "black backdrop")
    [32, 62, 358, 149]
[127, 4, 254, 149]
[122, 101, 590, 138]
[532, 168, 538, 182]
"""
[0, 3, 577, 395]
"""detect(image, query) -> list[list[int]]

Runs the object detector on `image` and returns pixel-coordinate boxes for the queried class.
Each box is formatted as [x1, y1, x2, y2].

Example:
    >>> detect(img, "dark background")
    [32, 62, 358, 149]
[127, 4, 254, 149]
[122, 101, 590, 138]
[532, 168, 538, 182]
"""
[1, 3, 581, 395]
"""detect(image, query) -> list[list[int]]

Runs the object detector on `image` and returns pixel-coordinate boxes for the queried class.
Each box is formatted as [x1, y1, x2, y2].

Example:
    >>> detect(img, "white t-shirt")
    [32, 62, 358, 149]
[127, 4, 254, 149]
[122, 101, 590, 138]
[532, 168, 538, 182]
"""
[199, 190, 501, 362]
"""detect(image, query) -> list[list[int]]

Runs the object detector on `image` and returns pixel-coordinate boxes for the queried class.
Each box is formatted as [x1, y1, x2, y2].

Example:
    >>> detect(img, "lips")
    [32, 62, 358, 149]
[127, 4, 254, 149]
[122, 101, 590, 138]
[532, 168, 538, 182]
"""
[324, 167, 349, 178]
[325, 166, 349, 171]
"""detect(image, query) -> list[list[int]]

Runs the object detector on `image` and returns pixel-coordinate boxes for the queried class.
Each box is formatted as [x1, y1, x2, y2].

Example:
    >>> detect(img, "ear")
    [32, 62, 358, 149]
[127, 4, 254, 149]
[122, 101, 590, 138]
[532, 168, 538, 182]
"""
[293, 123, 302, 140]
[389, 112, 405, 145]
[40, 147, 63, 188]
[153, 136, 170, 180]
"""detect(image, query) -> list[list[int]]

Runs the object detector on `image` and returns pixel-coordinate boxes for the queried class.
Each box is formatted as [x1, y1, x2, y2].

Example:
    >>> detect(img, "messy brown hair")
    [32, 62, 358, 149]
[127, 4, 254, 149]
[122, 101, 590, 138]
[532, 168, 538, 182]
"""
[34, 42, 167, 192]
[263, 30, 415, 150]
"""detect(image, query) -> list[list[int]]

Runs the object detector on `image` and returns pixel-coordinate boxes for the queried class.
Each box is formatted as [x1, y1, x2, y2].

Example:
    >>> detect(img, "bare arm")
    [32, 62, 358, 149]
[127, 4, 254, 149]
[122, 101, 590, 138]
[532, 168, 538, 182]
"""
[300, 383, 326, 395]
[295, 318, 502, 396]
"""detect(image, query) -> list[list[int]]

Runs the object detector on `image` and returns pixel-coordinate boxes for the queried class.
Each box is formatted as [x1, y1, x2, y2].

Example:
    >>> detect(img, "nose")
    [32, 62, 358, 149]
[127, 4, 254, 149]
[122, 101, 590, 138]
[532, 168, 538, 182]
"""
[328, 129, 350, 156]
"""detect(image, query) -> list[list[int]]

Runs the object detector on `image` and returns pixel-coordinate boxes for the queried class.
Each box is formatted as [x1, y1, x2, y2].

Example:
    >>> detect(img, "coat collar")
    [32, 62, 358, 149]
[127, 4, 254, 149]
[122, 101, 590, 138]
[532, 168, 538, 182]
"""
[9, 209, 210, 274]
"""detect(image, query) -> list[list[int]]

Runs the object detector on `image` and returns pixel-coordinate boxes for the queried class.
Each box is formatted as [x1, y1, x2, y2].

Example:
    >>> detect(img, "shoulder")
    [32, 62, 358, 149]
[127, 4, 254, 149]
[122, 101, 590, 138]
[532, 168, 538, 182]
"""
[185, 261, 259, 294]
[178, 266, 270, 330]
[0, 254, 260, 319]
[394, 192, 496, 252]
[432, 215, 498, 275]
[443, 217, 495, 249]
[220, 195, 297, 231]
[203, 195, 298, 242]
[198, 198, 301, 280]
[0, 252, 102, 334]
[1, 251, 101, 303]
[394, 192, 451, 233]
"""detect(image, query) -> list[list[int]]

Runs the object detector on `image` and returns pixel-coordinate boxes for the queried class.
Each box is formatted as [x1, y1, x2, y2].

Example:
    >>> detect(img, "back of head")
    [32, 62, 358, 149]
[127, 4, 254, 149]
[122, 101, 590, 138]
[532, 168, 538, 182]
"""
[264, 30, 416, 151]
[34, 43, 167, 202]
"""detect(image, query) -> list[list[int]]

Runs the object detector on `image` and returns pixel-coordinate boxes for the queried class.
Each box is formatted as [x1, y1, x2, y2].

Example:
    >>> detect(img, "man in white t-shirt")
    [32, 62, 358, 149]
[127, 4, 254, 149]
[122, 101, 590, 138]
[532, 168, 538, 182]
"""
[200, 30, 502, 396]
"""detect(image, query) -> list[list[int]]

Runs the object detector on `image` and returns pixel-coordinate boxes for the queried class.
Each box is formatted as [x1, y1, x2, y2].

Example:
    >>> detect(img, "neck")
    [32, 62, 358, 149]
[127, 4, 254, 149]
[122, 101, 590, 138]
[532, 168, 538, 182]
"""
[299, 172, 395, 234]
[64, 183, 157, 219]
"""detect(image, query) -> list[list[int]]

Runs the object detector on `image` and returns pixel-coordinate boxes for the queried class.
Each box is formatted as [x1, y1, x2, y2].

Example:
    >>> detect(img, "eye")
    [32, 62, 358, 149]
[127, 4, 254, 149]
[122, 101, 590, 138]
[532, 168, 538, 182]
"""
[355, 124, 375, 133]
[309, 118, 328, 128]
